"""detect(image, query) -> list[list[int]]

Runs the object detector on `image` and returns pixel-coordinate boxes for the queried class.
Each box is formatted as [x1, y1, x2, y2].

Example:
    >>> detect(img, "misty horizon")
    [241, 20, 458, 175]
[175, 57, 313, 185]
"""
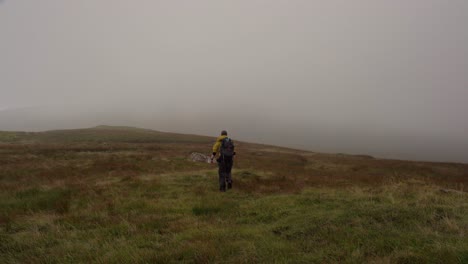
[1, 103, 467, 164]
[1, 1, 468, 163]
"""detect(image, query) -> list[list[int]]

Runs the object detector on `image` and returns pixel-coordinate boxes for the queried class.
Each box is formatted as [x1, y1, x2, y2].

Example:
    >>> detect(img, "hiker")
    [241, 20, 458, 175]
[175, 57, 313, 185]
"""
[211, 130, 236, 192]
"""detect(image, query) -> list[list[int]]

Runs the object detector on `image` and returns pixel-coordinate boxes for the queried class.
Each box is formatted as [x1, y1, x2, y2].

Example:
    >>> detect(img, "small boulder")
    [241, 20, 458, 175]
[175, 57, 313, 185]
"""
[189, 152, 209, 163]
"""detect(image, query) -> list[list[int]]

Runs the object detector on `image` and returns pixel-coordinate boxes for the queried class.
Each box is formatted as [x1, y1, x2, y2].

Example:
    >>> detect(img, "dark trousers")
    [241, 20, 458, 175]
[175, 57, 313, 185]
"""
[218, 156, 233, 190]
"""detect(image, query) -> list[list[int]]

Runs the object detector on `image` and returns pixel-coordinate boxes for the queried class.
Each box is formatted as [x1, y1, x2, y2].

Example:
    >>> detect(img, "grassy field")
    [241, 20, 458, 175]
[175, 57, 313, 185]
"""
[1, 126, 467, 263]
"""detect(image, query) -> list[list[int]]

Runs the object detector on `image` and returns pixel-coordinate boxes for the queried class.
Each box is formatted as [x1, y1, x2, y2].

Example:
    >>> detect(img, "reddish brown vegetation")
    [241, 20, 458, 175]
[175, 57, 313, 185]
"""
[1, 135, 467, 195]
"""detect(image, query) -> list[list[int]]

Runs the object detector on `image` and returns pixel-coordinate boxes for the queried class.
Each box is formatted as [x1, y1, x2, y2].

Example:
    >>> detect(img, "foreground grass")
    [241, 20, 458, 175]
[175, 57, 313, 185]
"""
[1, 127, 467, 263]
[1, 170, 467, 263]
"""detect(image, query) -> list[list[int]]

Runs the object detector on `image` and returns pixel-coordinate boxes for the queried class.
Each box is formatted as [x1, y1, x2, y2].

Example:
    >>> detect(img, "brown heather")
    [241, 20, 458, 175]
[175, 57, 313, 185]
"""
[0, 126, 467, 263]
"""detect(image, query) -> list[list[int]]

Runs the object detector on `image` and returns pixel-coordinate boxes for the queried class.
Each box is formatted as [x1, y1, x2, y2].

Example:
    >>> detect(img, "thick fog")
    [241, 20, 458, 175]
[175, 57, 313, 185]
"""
[1, 1, 468, 163]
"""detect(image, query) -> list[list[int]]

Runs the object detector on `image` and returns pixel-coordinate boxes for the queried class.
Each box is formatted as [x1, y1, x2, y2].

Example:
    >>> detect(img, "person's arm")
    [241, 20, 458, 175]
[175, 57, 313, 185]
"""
[211, 137, 222, 160]
[213, 136, 225, 154]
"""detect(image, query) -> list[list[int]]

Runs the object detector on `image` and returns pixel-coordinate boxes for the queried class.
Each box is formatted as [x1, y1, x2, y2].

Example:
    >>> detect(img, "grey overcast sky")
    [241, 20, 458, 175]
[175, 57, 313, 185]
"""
[1, 1, 468, 163]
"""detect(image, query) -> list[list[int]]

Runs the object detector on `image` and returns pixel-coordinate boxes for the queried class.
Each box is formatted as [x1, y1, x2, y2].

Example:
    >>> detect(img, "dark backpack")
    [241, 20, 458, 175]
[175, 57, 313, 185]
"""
[220, 137, 235, 157]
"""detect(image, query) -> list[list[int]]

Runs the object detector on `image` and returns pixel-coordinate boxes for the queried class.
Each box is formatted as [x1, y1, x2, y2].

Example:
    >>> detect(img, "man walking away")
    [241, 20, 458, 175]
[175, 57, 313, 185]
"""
[211, 130, 236, 192]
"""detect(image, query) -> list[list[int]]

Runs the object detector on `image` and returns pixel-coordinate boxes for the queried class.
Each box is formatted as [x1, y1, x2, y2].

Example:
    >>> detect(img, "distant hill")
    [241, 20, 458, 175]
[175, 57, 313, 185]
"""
[0, 125, 213, 144]
[1, 105, 468, 163]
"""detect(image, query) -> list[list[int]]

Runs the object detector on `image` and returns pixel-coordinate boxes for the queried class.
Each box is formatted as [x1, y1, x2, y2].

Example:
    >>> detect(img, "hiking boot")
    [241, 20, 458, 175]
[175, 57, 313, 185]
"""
[227, 182, 232, 189]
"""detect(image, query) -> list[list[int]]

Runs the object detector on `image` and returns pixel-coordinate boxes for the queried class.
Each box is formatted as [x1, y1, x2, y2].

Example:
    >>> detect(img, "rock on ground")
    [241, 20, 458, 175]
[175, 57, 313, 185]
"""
[189, 152, 209, 163]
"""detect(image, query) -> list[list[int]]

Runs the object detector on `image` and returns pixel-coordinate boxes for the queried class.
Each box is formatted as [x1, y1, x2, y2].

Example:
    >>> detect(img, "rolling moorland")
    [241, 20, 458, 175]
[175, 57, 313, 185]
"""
[0, 126, 467, 263]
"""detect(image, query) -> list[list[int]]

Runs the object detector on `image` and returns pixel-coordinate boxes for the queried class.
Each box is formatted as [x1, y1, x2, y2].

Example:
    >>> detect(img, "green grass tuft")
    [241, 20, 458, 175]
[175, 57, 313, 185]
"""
[2, 188, 72, 214]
